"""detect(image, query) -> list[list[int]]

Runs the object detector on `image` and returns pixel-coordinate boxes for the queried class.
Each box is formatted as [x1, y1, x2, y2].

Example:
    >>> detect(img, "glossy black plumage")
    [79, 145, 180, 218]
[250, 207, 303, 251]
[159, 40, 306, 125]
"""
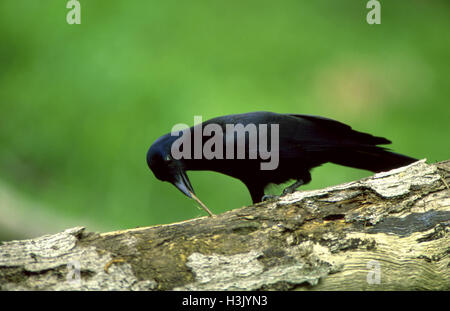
[147, 112, 417, 204]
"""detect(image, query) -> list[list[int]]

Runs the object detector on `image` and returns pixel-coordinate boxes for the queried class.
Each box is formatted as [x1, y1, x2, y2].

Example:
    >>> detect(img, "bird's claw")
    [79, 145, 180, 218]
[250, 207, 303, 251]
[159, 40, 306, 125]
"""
[281, 179, 305, 196]
[261, 194, 279, 202]
[281, 188, 296, 196]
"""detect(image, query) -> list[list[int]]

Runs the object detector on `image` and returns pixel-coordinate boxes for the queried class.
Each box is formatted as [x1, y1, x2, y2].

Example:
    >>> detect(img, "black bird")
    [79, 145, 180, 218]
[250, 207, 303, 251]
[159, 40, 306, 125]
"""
[147, 112, 417, 213]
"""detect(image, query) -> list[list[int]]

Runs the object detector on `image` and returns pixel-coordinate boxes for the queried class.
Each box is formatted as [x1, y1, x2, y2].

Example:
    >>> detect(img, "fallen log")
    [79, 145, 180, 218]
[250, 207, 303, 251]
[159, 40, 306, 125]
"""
[0, 159, 448, 290]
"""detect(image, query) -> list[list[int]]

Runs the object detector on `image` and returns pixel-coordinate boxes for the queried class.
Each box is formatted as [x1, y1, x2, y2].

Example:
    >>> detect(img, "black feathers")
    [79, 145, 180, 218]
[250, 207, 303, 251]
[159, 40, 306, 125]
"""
[147, 112, 417, 207]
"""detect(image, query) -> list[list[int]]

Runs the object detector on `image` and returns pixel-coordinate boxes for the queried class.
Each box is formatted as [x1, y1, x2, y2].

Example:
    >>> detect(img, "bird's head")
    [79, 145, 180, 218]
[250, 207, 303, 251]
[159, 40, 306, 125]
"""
[147, 134, 195, 198]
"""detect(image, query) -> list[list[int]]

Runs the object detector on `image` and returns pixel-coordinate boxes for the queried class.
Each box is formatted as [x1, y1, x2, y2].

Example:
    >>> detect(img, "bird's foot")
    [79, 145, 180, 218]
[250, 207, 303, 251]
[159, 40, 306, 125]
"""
[261, 179, 305, 202]
[261, 194, 279, 202]
[281, 179, 305, 196]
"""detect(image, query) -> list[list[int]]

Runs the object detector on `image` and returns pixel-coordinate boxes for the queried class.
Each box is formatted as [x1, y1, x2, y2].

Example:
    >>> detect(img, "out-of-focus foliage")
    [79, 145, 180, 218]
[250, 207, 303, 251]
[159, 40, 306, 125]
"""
[0, 1, 449, 238]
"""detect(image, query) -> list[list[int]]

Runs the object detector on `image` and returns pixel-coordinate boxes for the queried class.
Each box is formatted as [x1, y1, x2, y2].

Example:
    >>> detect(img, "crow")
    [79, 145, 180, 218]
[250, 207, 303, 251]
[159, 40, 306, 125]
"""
[147, 112, 417, 214]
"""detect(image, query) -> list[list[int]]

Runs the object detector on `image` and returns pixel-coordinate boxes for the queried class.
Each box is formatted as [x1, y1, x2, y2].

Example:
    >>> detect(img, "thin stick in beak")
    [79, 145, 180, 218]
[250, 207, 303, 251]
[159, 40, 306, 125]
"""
[188, 191, 214, 217]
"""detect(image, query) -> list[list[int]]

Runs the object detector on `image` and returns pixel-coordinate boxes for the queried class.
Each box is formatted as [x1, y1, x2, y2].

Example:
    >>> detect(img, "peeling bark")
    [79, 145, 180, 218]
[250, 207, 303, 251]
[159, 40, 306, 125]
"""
[1, 159, 449, 291]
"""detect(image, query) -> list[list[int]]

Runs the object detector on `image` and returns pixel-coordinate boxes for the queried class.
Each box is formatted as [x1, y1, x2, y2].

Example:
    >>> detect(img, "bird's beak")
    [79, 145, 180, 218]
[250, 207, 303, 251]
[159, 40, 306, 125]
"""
[172, 169, 195, 198]
[171, 169, 215, 217]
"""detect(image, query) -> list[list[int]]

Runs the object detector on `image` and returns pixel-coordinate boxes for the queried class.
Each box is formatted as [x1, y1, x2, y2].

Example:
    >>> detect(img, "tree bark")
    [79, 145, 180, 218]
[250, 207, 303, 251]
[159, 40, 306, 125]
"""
[1, 159, 449, 291]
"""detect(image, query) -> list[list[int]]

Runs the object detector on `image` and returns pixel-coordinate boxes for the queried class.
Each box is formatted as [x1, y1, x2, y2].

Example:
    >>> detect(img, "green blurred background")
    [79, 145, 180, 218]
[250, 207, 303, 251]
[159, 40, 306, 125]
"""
[0, 1, 449, 240]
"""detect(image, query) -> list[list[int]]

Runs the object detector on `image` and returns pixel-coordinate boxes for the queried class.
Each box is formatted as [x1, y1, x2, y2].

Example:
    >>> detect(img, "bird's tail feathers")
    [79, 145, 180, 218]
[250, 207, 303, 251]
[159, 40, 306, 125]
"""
[330, 146, 418, 173]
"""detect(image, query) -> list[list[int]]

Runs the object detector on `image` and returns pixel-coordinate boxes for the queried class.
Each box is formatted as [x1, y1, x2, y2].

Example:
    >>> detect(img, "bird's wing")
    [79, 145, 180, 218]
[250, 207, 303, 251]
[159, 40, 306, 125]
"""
[285, 114, 392, 146]
[201, 112, 392, 159]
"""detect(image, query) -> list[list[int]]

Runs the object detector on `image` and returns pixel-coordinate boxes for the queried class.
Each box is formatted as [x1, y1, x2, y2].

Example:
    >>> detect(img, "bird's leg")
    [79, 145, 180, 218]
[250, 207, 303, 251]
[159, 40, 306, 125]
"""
[281, 179, 305, 196]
